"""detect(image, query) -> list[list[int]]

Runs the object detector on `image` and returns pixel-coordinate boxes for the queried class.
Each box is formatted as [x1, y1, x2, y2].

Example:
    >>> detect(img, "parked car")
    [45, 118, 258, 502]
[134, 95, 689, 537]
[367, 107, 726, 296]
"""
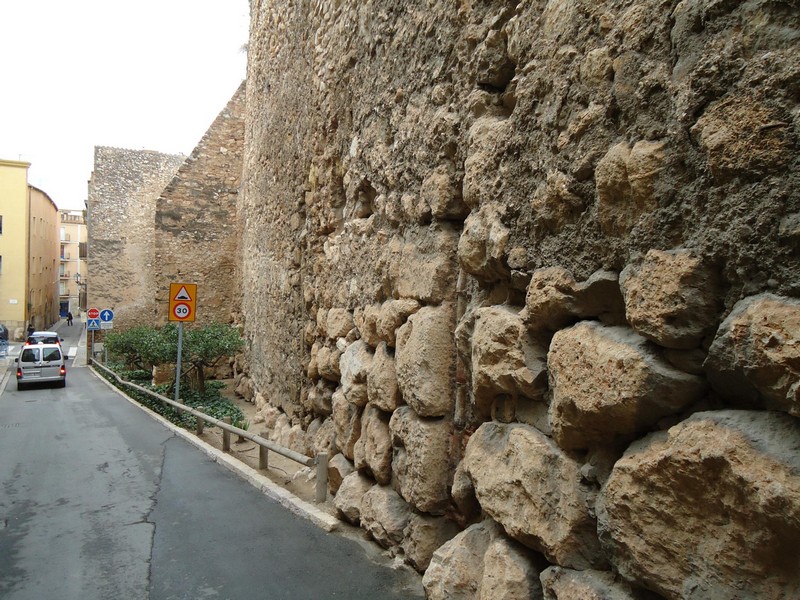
[16, 343, 67, 390]
[25, 330, 62, 346]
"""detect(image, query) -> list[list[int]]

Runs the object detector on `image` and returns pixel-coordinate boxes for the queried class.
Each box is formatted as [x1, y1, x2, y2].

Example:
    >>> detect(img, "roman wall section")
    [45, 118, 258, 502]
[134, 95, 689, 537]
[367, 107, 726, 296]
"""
[240, 1, 800, 598]
[154, 82, 246, 329]
[87, 146, 185, 331]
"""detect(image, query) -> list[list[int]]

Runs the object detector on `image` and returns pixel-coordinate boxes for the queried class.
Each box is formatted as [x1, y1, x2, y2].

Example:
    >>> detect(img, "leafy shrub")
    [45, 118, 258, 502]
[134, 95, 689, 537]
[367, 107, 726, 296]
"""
[104, 322, 243, 394]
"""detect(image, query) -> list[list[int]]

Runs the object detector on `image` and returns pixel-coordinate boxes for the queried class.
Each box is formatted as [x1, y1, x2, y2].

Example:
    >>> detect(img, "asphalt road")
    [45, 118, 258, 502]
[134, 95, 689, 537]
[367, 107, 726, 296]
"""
[0, 322, 424, 600]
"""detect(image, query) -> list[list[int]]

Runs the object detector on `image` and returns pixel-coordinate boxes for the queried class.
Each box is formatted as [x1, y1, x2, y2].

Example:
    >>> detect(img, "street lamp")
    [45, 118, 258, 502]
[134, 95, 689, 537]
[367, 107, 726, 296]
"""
[74, 272, 87, 311]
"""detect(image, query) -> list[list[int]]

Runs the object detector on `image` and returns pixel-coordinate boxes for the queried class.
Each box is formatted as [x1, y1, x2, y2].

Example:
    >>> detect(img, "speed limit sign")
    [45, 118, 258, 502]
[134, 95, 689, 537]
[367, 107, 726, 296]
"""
[169, 283, 197, 322]
[173, 303, 192, 320]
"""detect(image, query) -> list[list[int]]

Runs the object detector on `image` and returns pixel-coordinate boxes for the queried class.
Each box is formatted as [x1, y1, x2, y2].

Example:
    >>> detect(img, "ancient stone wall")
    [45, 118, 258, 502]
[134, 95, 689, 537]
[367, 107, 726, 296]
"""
[154, 83, 245, 328]
[87, 146, 184, 330]
[241, 1, 800, 598]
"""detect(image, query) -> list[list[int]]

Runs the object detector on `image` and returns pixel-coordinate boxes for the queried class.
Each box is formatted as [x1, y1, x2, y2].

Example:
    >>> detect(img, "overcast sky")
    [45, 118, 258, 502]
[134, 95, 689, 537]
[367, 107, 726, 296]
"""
[0, 0, 249, 211]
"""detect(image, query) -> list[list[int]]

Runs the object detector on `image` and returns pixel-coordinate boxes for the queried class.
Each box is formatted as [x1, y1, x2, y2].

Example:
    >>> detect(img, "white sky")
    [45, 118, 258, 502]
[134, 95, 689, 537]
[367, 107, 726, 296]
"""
[0, 0, 249, 210]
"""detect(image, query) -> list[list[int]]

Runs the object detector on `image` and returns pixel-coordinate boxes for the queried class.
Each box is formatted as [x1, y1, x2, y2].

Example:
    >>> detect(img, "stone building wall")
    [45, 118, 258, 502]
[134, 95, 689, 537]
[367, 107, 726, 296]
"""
[154, 82, 246, 328]
[87, 146, 184, 330]
[241, 2, 800, 598]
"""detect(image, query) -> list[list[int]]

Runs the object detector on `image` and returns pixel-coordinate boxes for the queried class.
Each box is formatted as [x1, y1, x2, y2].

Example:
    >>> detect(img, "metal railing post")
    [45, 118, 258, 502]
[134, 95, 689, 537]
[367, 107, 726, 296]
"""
[222, 416, 232, 451]
[259, 445, 269, 470]
[315, 452, 328, 503]
[195, 414, 204, 436]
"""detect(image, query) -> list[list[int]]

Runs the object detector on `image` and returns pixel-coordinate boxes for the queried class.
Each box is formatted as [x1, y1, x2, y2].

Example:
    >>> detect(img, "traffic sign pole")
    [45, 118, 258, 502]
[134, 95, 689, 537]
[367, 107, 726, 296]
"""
[174, 322, 184, 403]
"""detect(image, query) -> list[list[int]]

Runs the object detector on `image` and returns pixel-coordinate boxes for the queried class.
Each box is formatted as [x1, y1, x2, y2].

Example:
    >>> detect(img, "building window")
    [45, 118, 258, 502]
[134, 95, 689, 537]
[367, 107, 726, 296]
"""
[0, 215, 3, 234]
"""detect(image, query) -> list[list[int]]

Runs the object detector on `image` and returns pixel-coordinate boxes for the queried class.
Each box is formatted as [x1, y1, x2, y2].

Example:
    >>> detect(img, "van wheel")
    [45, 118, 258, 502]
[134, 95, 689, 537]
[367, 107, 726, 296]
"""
[57, 379, 66, 388]
[17, 382, 26, 391]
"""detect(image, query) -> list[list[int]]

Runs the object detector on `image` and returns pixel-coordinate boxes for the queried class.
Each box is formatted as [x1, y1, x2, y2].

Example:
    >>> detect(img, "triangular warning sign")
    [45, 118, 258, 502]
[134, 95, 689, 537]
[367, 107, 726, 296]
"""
[174, 286, 192, 301]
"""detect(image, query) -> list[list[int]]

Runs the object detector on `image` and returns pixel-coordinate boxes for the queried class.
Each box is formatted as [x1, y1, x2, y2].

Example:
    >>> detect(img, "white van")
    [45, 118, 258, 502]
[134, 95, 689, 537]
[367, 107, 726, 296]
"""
[16, 343, 67, 390]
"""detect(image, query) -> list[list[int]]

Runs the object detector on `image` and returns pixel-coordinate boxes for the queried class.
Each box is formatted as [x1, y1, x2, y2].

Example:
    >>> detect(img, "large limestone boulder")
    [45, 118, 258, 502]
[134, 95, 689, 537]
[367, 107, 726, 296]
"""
[316, 344, 342, 382]
[463, 421, 605, 569]
[354, 304, 382, 347]
[463, 116, 511, 209]
[539, 567, 644, 600]
[423, 519, 544, 600]
[471, 306, 548, 418]
[307, 381, 333, 417]
[326, 307, 355, 339]
[366, 342, 402, 413]
[421, 162, 468, 220]
[705, 293, 800, 417]
[595, 140, 665, 236]
[309, 416, 335, 455]
[474, 29, 515, 89]
[424, 520, 501, 600]
[395, 228, 458, 304]
[598, 410, 800, 599]
[480, 538, 545, 600]
[331, 388, 362, 460]
[339, 340, 373, 407]
[530, 169, 586, 233]
[458, 202, 510, 283]
[353, 404, 393, 485]
[376, 298, 421, 347]
[451, 459, 482, 522]
[359, 484, 412, 549]
[548, 321, 706, 450]
[620, 249, 720, 349]
[401, 513, 460, 572]
[691, 93, 794, 183]
[327, 452, 354, 495]
[396, 303, 456, 418]
[390, 407, 453, 515]
[520, 267, 625, 332]
[333, 471, 374, 524]
[306, 341, 321, 379]
[234, 375, 254, 402]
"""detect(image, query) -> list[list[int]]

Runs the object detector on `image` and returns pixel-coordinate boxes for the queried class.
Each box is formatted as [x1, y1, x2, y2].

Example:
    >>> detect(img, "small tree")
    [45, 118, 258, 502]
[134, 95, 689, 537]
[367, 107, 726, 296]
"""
[182, 323, 244, 394]
[105, 326, 175, 371]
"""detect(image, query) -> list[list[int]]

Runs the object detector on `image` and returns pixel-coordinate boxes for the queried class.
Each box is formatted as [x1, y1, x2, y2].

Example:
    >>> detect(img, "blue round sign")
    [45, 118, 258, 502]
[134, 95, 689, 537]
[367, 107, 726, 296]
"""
[100, 309, 115, 322]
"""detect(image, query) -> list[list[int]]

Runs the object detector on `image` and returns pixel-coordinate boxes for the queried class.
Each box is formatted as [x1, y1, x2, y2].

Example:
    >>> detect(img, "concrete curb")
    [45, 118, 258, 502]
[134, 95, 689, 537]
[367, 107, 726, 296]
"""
[91, 367, 340, 533]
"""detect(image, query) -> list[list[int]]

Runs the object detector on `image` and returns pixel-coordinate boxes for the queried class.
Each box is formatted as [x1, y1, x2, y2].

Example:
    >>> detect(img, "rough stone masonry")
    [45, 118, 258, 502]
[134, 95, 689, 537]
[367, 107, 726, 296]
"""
[238, 1, 800, 598]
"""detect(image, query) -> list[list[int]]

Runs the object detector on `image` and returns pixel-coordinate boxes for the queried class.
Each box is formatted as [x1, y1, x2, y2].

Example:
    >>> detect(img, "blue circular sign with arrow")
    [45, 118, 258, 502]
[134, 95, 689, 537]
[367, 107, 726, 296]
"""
[100, 309, 115, 322]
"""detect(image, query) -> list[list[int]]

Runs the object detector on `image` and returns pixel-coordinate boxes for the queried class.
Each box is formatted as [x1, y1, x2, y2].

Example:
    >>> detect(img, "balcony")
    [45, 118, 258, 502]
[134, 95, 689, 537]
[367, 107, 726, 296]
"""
[59, 271, 71, 279]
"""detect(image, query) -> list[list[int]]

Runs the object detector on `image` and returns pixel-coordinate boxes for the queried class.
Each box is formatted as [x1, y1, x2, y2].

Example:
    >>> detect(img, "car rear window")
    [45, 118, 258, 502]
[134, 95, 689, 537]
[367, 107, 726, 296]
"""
[20, 348, 39, 362]
[43, 348, 62, 361]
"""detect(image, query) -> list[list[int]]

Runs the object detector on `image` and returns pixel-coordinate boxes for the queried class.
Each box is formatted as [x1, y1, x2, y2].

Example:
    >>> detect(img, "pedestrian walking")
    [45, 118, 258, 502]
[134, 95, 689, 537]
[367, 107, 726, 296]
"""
[67, 311, 73, 326]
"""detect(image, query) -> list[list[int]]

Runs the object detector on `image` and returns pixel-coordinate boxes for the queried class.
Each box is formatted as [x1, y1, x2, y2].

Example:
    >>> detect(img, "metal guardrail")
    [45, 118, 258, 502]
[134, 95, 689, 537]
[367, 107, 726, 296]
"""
[91, 359, 329, 503]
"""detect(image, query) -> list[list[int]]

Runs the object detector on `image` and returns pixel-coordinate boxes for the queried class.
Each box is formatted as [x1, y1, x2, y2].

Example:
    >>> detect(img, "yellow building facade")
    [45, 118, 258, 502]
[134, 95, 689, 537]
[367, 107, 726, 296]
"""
[59, 210, 87, 317]
[0, 159, 60, 338]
